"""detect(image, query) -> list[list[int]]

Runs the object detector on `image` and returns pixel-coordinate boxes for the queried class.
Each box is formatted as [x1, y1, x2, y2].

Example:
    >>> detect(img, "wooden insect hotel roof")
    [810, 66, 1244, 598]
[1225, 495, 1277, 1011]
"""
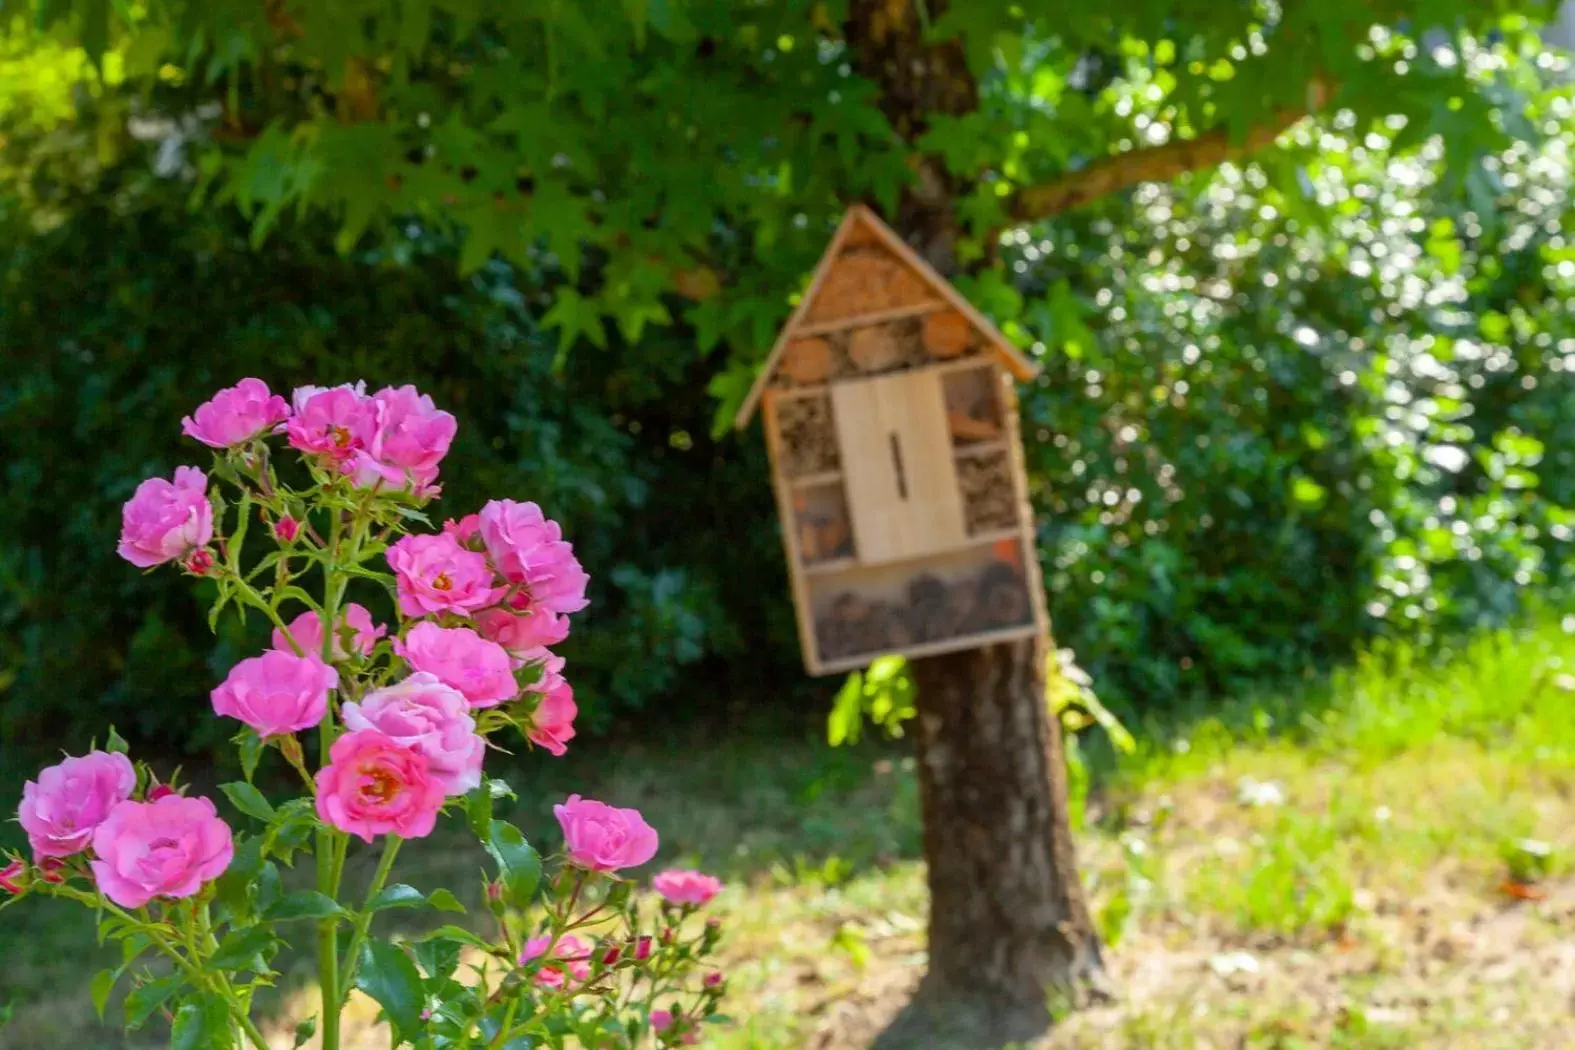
[732, 204, 1040, 429]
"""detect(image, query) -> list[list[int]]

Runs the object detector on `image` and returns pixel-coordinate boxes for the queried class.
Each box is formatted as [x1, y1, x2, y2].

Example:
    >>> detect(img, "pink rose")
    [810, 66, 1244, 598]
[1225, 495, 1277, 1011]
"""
[117, 466, 213, 568]
[0, 859, 24, 895]
[524, 934, 591, 985]
[478, 500, 590, 615]
[386, 534, 501, 618]
[272, 604, 387, 659]
[341, 674, 484, 796]
[210, 649, 339, 737]
[394, 622, 518, 708]
[554, 795, 658, 873]
[475, 607, 571, 655]
[348, 385, 457, 491]
[286, 382, 376, 464]
[443, 514, 482, 548]
[90, 795, 234, 909]
[652, 870, 722, 908]
[526, 680, 577, 757]
[180, 378, 290, 448]
[18, 750, 137, 859]
[315, 730, 445, 843]
[650, 1010, 674, 1033]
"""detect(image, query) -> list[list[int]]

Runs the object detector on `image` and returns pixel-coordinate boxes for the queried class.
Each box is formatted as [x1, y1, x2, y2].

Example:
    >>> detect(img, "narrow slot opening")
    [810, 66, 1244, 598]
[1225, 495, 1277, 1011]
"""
[889, 432, 909, 500]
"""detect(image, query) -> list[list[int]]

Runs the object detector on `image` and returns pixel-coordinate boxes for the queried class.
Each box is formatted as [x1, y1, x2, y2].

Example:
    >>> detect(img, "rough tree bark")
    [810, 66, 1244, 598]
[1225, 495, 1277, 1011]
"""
[844, 1, 1106, 1042]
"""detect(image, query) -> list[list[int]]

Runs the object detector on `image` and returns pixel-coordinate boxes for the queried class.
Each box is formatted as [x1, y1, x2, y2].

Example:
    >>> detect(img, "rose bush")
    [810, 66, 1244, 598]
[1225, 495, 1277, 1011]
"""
[0, 379, 726, 1050]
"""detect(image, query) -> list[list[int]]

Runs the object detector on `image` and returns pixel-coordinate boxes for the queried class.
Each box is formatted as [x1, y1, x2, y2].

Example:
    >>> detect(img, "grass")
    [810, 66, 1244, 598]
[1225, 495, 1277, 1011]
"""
[4, 619, 1575, 1048]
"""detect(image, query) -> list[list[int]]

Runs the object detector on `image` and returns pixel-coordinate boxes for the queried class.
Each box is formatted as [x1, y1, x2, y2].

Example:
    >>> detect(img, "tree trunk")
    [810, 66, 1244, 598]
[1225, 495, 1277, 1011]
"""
[886, 640, 1105, 1041]
[843, 3, 1107, 1042]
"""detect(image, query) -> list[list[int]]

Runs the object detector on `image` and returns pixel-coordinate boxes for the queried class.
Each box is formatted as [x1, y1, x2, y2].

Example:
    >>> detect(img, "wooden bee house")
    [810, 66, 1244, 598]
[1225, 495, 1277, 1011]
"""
[735, 205, 1049, 674]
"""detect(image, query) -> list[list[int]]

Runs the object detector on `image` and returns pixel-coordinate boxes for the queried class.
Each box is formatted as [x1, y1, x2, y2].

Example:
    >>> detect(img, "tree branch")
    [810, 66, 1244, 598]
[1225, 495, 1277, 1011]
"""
[1009, 74, 1335, 221]
[1009, 104, 1312, 221]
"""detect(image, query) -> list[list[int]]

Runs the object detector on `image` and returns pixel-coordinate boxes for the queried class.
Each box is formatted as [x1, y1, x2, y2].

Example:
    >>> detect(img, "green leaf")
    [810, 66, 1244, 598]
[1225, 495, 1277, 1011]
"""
[237, 731, 264, 783]
[827, 670, 864, 747]
[220, 782, 276, 823]
[264, 891, 348, 922]
[124, 972, 184, 1029]
[418, 924, 493, 950]
[464, 784, 494, 840]
[484, 820, 542, 907]
[427, 888, 466, 914]
[293, 1015, 318, 1049]
[209, 926, 278, 970]
[369, 884, 427, 912]
[105, 725, 130, 755]
[170, 992, 230, 1050]
[91, 968, 117, 1020]
[354, 940, 425, 1042]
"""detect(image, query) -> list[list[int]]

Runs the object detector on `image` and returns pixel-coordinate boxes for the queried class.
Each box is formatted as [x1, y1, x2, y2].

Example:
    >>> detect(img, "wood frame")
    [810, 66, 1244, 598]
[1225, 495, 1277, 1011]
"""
[733, 205, 1039, 430]
[746, 205, 1050, 676]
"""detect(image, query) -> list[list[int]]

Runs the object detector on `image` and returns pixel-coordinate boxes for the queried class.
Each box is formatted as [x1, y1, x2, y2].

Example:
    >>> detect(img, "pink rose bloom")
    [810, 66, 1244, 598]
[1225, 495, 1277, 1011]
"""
[89, 795, 234, 909]
[650, 1010, 674, 1033]
[524, 935, 591, 985]
[478, 500, 590, 615]
[286, 382, 376, 463]
[272, 604, 387, 659]
[526, 681, 577, 757]
[443, 514, 482, 548]
[386, 534, 500, 618]
[475, 607, 570, 655]
[652, 870, 722, 908]
[554, 795, 659, 873]
[394, 622, 518, 708]
[117, 466, 213, 568]
[210, 649, 339, 737]
[180, 378, 290, 448]
[341, 674, 484, 796]
[315, 730, 445, 843]
[348, 385, 457, 491]
[18, 750, 137, 859]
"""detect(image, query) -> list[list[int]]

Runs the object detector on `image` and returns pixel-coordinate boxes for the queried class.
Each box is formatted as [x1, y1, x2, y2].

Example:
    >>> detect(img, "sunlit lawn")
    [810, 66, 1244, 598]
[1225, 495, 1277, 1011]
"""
[5, 620, 1575, 1049]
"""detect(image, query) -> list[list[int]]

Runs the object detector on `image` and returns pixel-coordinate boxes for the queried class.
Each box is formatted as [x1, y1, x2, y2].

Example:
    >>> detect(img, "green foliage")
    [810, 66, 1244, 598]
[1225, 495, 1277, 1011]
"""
[1010, 37, 1575, 712]
[2, 2, 1574, 772]
[0, 157, 794, 762]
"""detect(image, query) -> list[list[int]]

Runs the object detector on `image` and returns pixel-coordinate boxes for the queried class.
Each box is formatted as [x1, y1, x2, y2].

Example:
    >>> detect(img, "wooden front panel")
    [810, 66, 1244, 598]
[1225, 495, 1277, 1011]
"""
[831, 369, 966, 565]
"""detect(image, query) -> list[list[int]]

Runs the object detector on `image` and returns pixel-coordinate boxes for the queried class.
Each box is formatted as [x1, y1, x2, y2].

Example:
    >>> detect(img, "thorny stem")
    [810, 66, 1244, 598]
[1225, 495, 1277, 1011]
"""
[318, 506, 346, 1050]
[338, 836, 403, 1001]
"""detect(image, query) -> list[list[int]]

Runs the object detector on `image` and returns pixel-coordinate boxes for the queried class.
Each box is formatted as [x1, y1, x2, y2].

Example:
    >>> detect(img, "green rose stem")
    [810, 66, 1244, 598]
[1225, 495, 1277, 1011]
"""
[50, 887, 270, 1049]
[318, 506, 347, 1050]
[337, 835, 402, 1000]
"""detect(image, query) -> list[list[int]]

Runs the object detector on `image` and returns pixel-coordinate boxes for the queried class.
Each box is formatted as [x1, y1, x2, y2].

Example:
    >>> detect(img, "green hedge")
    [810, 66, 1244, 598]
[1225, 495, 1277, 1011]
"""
[4, 110, 1573, 763]
[0, 167, 804, 759]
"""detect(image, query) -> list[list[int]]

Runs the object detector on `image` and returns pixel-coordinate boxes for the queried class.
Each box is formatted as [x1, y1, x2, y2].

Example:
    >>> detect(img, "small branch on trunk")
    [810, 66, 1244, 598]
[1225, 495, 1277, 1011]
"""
[1009, 77, 1333, 221]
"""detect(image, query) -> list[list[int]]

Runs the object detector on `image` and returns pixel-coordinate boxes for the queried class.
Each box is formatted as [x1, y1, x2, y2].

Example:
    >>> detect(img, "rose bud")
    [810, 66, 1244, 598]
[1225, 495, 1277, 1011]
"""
[0, 859, 26, 895]
[704, 971, 724, 989]
[184, 548, 215, 576]
[274, 516, 301, 542]
[38, 857, 68, 884]
[147, 784, 176, 802]
[632, 935, 653, 962]
[601, 944, 621, 966]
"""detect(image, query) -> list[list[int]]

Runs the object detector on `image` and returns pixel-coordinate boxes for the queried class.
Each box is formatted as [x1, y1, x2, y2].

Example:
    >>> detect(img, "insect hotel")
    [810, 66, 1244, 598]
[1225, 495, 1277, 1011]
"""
[735, 205, 1050, 674]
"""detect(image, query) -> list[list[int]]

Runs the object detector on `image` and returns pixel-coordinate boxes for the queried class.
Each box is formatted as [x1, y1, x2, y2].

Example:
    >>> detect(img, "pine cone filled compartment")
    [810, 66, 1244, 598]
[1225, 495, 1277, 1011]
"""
[809, 538, 1036, 665]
